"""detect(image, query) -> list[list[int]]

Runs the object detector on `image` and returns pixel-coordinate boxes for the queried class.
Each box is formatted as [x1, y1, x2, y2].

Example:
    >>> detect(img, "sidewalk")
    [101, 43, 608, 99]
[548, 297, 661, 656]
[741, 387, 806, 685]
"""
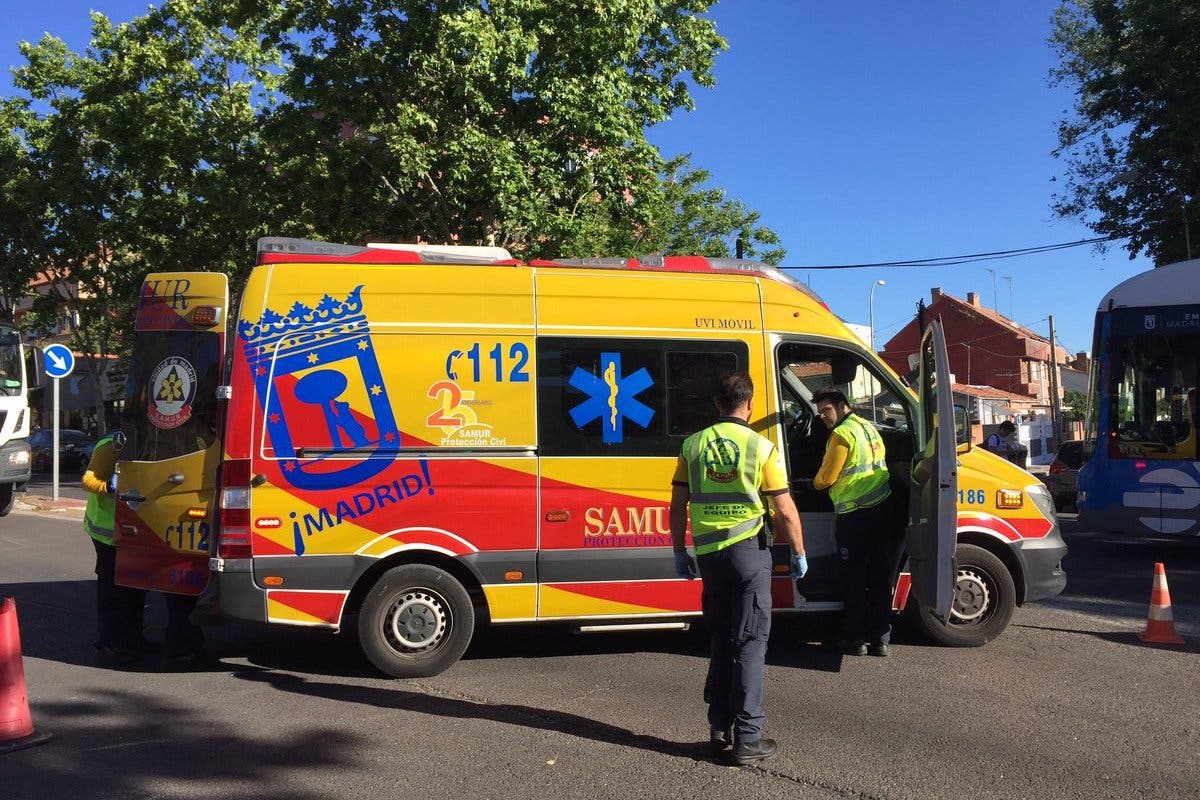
[13, 490, 86, 517]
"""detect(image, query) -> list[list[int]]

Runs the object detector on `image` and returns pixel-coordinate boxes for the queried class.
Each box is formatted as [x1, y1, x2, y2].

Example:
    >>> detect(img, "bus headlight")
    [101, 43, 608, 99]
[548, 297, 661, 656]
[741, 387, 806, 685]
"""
[1025, 483, 1056, 522]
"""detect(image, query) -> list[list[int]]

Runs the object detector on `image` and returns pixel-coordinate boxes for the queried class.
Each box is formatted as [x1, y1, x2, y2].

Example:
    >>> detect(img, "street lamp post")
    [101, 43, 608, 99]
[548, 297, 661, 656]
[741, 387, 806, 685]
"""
[869, 279, 886, 423]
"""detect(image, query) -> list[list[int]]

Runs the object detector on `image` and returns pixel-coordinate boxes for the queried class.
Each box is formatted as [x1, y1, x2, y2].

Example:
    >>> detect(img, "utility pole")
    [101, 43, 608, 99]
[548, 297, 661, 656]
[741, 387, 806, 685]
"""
[1048, 316, 1063, 453]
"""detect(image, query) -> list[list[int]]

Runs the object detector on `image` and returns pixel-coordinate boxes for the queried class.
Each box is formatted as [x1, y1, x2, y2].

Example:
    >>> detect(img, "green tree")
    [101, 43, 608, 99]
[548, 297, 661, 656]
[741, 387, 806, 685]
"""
[265, 0, 752, 258]
[636, 155, 785, 263]
[1050, 0, 1200, 265]
[2, 0, 784, 416]
[3, 1, 285, 429]
[1063, 389, 1089, 421]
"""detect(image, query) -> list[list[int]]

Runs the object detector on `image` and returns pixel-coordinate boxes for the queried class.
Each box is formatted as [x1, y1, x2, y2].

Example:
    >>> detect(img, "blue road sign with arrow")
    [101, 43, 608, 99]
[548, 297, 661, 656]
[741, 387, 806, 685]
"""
[43, 344, 75, 379]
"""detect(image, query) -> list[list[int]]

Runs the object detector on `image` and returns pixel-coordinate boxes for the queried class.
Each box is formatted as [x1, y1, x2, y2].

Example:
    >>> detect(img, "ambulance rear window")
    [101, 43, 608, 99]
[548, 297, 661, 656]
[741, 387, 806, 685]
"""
[123, 331, 222, 461]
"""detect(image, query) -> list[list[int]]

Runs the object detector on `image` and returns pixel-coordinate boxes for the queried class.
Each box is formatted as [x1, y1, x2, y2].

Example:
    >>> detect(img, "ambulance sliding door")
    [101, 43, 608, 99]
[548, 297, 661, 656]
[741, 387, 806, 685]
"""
[535, 337, 749, 618]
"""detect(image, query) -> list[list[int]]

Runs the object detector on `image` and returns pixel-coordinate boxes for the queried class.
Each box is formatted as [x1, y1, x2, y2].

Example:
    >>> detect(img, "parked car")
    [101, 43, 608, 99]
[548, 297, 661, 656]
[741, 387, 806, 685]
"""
[29, 428, 96, 474]
[1041, 440, 1085, 512]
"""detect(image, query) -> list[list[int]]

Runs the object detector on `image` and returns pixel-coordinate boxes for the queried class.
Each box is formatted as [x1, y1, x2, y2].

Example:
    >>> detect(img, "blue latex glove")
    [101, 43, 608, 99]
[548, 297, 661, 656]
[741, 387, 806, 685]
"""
[674, 550, 698, 580]
[107, 473, 118, 494]
[790, 552, 808, 579]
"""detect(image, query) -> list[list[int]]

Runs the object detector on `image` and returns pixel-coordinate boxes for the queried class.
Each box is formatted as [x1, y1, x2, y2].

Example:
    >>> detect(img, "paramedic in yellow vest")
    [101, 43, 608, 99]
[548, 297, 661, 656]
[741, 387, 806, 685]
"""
[812, 388, 900, 657]
[82, 429, 150, 664]
[669, 371, 805, 766]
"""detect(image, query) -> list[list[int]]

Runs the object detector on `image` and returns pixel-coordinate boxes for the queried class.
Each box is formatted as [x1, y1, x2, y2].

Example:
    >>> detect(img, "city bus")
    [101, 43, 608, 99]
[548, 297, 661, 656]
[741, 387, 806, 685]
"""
[114, 237, 1065, 677]
[0, 323, 34, 517]
[1077, 258, 1200, 536]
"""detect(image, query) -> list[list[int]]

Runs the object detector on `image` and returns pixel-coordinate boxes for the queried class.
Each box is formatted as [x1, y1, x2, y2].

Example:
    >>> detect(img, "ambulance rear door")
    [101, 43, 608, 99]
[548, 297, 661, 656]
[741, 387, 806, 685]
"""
[908, 320, 958, 621]
[115, 272, 227, 594]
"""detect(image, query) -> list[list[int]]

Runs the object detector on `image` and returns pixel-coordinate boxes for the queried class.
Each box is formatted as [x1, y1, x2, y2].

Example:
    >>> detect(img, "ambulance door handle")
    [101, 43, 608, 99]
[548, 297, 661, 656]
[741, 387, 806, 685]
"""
[167, 473, 185, 485]
[251, 473, 267, 488]
[118, 489, 145, 506]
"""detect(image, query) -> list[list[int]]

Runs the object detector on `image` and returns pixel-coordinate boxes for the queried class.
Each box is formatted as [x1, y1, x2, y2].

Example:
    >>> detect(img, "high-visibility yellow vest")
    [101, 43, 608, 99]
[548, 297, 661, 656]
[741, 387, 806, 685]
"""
[83, 435, 116, 545]
[681, 421, 769, 555]
[828, 414, 891, 514]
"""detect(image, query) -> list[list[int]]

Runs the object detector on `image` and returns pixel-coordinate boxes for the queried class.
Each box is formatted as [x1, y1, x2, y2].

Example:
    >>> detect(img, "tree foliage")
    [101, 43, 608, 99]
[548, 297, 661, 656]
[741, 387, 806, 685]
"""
[2, 1, 285, 425]
[1063, 389, 1089, 421]
[1050, 0, 1200, 265]
[0, 0, 785, 401]
[263, 0, 757, 258]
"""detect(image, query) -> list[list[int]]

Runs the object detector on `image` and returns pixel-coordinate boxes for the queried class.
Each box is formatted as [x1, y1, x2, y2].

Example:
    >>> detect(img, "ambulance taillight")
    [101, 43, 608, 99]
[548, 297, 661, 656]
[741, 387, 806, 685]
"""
[218, 459, 252, 559]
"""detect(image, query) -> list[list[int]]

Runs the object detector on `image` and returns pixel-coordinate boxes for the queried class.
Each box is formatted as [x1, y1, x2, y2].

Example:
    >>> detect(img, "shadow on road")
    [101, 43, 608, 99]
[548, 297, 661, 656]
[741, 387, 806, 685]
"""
[2, 578, 848, 679]
[0, 687, 361, 800]
[233, 667, 722, 762]
[1012, 621, 1199, 654]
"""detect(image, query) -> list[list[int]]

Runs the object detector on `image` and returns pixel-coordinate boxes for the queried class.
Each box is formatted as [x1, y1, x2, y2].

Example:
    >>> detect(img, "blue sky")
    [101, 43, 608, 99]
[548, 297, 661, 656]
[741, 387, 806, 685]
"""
[2, 1, 1154, 356]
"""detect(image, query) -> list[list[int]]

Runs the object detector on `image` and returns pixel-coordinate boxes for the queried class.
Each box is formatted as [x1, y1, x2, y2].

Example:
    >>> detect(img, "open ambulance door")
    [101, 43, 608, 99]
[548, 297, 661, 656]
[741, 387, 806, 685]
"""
[907, 320, 958, 622]
[115, 272, 228, 594]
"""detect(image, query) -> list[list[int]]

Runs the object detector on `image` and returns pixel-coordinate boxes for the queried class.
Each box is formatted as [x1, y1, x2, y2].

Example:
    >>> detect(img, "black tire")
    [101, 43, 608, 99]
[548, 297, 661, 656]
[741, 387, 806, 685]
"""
[357, 564, 475, 678]
[908, 543, 1016, 647]
[0, 484, 13, 517]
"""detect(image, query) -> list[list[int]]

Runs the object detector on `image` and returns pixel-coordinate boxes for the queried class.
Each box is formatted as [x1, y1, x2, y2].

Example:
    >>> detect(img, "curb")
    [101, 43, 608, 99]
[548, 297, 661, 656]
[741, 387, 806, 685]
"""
[14, 495, 87, 516]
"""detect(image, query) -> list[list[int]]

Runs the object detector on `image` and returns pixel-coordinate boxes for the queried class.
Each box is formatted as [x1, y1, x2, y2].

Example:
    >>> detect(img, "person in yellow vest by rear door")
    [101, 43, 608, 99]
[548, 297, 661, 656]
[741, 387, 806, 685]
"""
[82, 429, 152, 665]
[812, 388, 901, 658]
[670, 371, 805, 765]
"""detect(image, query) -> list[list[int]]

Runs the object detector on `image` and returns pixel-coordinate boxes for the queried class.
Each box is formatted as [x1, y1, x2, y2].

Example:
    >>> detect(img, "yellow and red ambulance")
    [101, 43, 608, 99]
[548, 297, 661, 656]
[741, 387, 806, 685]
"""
[114, 237, 1066, 676]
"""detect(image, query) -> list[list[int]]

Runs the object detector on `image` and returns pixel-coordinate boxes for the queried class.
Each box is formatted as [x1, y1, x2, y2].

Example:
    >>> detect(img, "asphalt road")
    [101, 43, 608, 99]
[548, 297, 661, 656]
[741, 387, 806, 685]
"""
[1, 511, 1197, 800]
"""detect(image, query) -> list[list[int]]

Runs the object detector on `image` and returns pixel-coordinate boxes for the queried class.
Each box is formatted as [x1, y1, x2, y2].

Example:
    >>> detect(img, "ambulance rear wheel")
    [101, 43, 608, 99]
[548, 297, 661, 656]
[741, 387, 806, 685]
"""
[358, 564, 475, 678]
[909, 544, 1015, 647]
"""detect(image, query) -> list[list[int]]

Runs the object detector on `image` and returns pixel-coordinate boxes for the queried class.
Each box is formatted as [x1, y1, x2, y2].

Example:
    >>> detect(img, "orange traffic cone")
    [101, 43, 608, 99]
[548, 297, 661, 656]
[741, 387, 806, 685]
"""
[0, 597, 52, 754]
[1138, 563, 1186, 646]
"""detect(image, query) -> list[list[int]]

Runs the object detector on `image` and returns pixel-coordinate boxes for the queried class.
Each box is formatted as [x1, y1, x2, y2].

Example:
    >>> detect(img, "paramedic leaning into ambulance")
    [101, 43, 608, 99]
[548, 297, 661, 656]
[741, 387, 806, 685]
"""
[669, 370, 805, 765]
[812, 388, 900, 658]
[82, 427, 151, 665]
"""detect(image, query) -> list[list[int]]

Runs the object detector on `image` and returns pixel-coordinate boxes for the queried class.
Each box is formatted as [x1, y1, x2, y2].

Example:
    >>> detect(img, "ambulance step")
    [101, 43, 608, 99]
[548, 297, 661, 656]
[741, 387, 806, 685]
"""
[574, 622, 691, 634]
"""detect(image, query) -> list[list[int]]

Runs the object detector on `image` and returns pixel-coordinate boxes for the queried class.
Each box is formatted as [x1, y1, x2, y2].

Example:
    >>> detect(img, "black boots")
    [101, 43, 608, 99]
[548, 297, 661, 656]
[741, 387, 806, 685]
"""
[731, 737, 779, 765]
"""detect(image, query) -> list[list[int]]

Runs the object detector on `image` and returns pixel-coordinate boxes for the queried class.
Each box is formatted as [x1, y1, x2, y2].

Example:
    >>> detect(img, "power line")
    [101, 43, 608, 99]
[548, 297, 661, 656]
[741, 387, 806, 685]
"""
[781, 235, 1120, 270]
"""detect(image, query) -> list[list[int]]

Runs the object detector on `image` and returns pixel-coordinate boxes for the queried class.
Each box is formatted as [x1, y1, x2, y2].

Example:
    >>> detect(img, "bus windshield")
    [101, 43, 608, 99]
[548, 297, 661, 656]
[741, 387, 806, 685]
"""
[124, 331, 222, 461]
[1105, 331, 1199, 459]
[0, 330, 21, 396]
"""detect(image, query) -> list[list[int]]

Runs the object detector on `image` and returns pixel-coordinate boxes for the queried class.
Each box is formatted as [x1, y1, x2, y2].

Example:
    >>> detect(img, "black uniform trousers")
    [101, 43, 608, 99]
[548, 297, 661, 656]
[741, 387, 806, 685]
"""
[164, 593, 205, 659]
[91, 538, 147, 649]
[697, 534, 773, 744]
[836, 496, 903, 646]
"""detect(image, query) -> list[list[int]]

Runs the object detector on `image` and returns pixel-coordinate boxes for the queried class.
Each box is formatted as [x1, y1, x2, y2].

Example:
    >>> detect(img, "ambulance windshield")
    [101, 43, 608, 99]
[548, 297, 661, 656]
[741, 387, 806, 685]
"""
[123, 331, 221, 461]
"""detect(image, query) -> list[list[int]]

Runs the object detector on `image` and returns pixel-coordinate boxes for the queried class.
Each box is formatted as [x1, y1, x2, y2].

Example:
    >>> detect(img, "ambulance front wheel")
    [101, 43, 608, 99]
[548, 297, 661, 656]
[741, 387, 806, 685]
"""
[358, 564, 475, 678]
[908, 544, 1016, 647]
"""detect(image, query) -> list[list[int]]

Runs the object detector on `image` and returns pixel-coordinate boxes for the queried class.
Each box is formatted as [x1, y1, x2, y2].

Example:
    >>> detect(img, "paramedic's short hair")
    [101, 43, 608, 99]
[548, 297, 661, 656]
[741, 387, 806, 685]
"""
[999, 420, 1016, 434]
[813, 388, 850, 409]
[715, 371, 754, 413]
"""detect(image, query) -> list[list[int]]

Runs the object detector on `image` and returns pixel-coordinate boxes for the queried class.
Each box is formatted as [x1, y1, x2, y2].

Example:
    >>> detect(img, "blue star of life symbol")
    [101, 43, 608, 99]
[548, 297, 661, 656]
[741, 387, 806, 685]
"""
[568, 352, 655, 444]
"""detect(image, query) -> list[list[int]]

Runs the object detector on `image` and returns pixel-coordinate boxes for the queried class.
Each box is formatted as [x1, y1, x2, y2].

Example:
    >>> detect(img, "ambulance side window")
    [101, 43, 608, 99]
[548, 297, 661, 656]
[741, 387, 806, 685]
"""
[776, 342, 915, 488]
[537, 338, 746, 456]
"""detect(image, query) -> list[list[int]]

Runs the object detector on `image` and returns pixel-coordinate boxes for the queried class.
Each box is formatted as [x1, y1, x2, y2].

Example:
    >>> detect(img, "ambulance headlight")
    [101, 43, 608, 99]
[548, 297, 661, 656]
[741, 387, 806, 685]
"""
[1025, 483, 1056, 522]
[6, 448, 30, 467]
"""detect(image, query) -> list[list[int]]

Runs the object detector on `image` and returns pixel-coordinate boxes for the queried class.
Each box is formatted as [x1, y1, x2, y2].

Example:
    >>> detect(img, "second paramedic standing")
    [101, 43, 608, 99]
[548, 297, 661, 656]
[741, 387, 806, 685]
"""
[669, 370, 805, 765]
[811, 388, 899, 657]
